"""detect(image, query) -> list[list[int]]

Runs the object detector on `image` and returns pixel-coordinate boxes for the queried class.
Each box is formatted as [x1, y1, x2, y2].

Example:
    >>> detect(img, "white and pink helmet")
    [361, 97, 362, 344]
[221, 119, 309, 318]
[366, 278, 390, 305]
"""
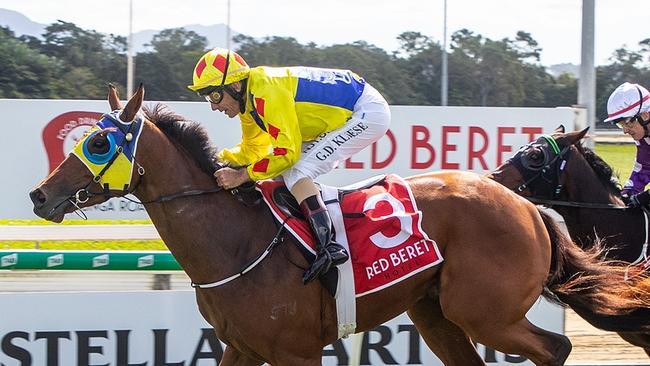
[604, 82, 650, 123]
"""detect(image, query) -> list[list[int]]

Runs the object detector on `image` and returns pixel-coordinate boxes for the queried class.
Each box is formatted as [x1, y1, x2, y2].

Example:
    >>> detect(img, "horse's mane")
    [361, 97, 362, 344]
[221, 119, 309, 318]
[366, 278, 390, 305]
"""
[575, 143, 622, 196]
[143, 104, 219, 176]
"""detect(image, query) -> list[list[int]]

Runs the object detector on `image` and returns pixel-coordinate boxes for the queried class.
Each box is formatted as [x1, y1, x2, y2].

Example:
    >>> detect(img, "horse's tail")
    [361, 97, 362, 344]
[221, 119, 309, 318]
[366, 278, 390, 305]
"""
[540, 208, 650, 332]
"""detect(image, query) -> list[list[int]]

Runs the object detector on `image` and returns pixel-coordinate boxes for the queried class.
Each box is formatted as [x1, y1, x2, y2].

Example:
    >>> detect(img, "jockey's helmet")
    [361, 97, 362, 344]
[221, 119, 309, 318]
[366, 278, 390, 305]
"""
[605, 82, 650, 124]
[187, 48, 250, 93]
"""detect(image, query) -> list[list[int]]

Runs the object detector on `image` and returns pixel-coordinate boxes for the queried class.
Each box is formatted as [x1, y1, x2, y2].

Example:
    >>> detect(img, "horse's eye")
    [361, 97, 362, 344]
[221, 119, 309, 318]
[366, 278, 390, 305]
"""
[89, 135, 110, 155]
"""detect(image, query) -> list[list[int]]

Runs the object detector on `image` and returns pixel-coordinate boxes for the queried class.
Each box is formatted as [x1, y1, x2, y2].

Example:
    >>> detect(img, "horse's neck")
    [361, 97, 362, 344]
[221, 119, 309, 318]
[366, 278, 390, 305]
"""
[564, 158, 616, 204]
[557, 155, 648, 257]
[133, 124, 254, 283]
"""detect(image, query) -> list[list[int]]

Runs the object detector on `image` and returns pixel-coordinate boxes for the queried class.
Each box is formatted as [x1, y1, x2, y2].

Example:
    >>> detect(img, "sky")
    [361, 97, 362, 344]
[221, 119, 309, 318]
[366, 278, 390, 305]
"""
[1, 0, 647, 66]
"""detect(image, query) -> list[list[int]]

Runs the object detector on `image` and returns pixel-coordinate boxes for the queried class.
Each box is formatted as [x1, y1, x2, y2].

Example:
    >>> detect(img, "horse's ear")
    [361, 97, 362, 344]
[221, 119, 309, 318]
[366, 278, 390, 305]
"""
[108, 84, 122, 111]
[119, 83, 144, 122]
[554, 125, 565, 133]
[563, 126, 590, 146]
[576, 126, 590, 140]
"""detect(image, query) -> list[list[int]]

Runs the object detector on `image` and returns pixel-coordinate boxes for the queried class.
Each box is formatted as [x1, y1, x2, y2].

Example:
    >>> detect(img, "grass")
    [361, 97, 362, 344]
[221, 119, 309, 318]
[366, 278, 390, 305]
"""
[594, 143, 636, 185]
[1, 143, 637, 251]
[0, 220, 158, 250]
[0, 240, 165, 251]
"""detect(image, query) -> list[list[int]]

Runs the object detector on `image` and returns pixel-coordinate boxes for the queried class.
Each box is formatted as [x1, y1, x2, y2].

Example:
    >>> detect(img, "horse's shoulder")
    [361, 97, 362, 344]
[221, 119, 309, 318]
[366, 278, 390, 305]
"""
[406, 170, 486, 190]
[407, 171, 514, 208]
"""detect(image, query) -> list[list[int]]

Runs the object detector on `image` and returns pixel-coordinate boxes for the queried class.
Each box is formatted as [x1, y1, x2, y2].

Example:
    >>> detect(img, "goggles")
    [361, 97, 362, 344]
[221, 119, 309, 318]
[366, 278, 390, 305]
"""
[198, 51, 231, 105]
[615, 116, 640, 129]
[200, 88, 225, 104]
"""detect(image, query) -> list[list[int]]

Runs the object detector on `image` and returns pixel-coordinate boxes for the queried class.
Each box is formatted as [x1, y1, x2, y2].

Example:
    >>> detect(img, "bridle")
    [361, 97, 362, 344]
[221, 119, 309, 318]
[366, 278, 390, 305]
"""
[510, 135, 570, 198]
[48, 112, 224, 219]
[507, 135, 626, 210]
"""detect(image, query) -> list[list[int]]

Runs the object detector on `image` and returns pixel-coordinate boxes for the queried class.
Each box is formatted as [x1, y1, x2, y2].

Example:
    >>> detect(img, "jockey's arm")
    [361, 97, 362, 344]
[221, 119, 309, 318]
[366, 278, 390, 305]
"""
[246, 89, 303, 181]
[217, 114, 271, 166]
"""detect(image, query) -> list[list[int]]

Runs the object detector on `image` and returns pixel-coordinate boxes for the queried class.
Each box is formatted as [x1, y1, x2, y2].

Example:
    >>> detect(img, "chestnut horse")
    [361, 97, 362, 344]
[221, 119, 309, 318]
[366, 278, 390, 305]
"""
[488, 126, 650, 357]
[29, 86, 650, 366]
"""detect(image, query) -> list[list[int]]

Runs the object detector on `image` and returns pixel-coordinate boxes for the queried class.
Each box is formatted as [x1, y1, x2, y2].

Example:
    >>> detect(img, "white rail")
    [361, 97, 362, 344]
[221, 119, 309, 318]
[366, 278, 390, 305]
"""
[0, 225, 160, 241]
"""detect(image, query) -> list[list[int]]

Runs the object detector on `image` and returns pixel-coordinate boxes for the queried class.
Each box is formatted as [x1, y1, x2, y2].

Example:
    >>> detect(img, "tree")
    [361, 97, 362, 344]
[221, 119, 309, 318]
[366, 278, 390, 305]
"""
[36, 21, 127, 98]
[136, 28, 209, 100]
[510, 31, 541, 62]
[234, 35, 312, 66]
[395, 31, 432, 58]
[234, 35, 417, 104]
[596, 40, 650, 121]
[448, 29, 562, 107]
[0, 27, 63, 98]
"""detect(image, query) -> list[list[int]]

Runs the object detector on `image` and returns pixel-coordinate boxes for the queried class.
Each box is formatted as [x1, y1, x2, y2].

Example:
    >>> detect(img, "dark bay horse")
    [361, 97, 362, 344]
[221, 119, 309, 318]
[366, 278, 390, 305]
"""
[488, 126, 650, 356]
[29, 86, 650, 365]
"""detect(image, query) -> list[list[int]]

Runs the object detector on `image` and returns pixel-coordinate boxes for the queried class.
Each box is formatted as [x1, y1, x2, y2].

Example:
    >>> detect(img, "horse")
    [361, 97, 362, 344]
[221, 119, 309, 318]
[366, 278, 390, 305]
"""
[488, 126, 650, 357]
[28, 85, 650, 366]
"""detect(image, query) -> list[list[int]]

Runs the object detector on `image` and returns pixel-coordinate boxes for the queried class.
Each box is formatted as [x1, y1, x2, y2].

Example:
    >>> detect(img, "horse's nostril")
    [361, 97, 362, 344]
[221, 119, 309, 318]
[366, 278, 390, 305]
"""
[29, 188, 47, 207]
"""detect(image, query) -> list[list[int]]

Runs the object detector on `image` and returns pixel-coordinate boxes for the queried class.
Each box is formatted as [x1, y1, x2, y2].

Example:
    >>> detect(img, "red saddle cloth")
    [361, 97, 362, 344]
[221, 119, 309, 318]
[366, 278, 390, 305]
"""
[257, 174, 443, 296]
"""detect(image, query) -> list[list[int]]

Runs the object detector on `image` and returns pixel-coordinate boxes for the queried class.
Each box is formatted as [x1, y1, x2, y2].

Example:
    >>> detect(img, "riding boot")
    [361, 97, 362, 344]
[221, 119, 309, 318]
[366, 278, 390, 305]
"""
[300, 195, 349, 284]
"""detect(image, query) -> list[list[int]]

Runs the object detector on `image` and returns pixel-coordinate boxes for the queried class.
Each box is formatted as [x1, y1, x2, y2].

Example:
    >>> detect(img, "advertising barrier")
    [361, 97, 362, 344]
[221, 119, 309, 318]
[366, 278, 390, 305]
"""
[0, 99, 582, 219]
[0, 290, 563, 366]
[0, 250, 180, 270]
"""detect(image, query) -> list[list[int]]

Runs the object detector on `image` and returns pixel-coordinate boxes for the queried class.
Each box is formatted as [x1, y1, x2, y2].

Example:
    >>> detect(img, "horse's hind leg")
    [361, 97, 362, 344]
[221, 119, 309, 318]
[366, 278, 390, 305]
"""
[617, 332, 650, 358]
[440, 285, 571, 365]
[436, 244, 572, 365]
[492, 320, 571, 366]
[407, 295, 486, 365]
[450, 313, 571, 366]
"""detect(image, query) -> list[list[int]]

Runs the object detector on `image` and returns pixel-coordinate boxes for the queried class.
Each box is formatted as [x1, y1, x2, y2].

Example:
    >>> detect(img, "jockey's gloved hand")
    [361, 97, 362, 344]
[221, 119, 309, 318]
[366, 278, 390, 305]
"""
[621, 194, 632, 205]
[628, 190, 650, 208]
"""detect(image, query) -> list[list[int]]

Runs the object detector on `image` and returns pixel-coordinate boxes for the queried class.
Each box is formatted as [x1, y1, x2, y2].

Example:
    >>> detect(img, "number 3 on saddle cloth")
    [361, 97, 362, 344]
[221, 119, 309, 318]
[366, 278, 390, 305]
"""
[256, 174, 444, 297]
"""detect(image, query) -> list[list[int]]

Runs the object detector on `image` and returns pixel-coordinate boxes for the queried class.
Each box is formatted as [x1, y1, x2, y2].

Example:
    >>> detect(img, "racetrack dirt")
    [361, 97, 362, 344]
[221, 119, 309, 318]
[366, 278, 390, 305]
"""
[566, 308, 649, 363]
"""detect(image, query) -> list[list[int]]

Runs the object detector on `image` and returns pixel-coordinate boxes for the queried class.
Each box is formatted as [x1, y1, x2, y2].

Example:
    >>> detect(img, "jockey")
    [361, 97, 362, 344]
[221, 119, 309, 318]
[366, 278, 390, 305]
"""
[188, 48, 391, 284]
[605, 82, 650, 208]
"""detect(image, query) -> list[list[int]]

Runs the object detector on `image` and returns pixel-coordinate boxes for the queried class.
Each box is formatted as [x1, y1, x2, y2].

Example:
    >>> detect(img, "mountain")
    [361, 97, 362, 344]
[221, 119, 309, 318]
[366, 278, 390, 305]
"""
[0, 8, 236, 53]
[0, 8, 46, 38]
[132, 23, 235, 52]
[547, 63, 579, 78]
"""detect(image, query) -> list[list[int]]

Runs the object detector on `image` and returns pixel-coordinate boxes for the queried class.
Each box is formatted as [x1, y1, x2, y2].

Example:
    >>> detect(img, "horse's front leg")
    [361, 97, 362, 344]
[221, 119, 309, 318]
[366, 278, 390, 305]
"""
[220, 345, 264, 366]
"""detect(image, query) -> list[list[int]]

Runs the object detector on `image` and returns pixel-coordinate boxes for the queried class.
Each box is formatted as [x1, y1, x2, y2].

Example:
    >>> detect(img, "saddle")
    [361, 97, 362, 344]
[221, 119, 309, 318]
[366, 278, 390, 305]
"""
[269, 174, 386, 220]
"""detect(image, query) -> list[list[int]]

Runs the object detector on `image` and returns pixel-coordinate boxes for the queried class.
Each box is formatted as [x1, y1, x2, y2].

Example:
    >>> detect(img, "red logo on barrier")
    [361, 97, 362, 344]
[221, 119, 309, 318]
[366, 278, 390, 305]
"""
[42, 112, 102, 173]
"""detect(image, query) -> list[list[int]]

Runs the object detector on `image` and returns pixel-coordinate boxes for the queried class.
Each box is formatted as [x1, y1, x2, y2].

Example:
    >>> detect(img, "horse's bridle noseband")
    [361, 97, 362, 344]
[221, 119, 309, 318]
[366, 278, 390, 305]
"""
[509, 135, 570, 200]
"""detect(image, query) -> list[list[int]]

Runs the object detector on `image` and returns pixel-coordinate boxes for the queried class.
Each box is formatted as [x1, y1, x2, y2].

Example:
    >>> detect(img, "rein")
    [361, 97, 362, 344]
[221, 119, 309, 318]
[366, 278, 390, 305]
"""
[58, 167, 224, 218]
[525, 197, 627, 210]
[191, 219, 286, 289]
